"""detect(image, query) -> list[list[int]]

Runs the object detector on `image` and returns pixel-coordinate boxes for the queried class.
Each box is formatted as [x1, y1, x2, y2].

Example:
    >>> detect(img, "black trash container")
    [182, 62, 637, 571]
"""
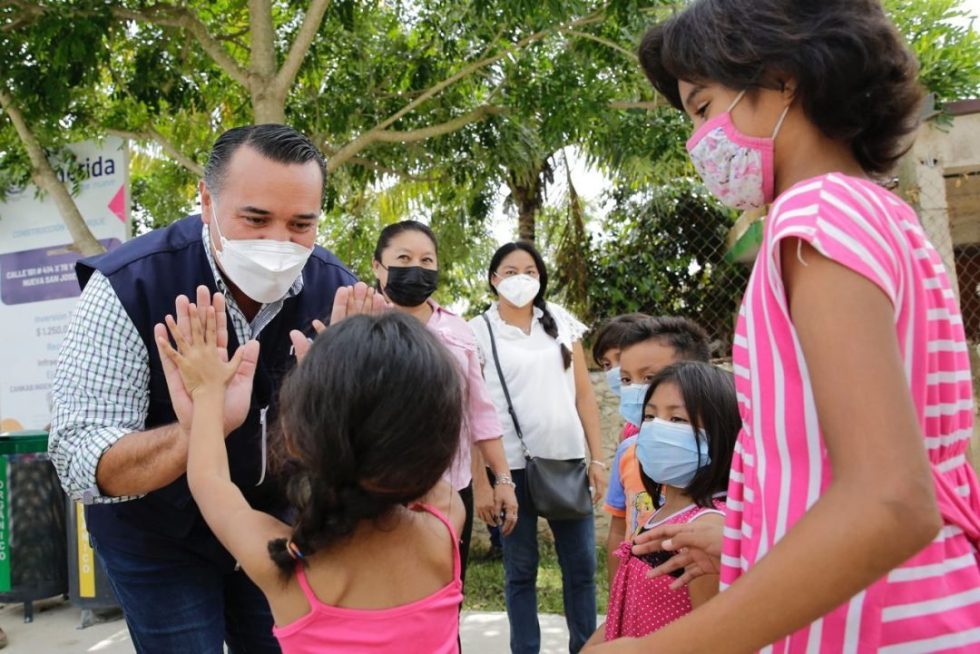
[0, 430, 68, 622]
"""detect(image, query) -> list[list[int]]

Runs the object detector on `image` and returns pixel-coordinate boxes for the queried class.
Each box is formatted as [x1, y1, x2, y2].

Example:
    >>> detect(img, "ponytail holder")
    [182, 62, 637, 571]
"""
[286, 540, 305, 561]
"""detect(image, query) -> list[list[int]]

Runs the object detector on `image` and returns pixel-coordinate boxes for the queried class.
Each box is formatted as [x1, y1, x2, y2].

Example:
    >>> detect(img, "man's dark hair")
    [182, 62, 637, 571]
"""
[204, 124, 327, 198]
[638, 0, 923, 175]
[268, 313, 462, 573]
[592, 313, 651, 365]
[619, 316, 711, 363]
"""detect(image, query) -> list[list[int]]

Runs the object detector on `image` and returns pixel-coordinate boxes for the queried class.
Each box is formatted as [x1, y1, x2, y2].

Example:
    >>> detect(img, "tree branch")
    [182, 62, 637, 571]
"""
[326, 106, 505, 172]
[274, 0, 331, 98]
[609, 100, 664, 110]
[560, 28, 637, 62]
[328, 8, 606, 170]
[110, 5, 250, 88]
[107, 127, 205, 178]
[1, 0, 46, 32]
[0, 85, 104, 255]
[374, 9, 606, 135]
[372, 106, 507, 143]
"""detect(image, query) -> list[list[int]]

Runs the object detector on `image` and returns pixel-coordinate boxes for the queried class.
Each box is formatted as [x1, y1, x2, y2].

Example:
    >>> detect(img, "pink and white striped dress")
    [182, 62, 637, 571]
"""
[726, 173, 980, 653]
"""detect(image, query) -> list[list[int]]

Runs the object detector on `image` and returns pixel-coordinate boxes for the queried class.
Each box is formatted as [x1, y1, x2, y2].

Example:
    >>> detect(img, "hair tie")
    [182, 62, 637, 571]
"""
[286, 540, 305, 561]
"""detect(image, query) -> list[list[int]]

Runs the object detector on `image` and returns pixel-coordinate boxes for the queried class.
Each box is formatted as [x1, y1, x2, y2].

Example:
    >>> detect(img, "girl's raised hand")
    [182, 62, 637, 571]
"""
[156, 302, 245, 398]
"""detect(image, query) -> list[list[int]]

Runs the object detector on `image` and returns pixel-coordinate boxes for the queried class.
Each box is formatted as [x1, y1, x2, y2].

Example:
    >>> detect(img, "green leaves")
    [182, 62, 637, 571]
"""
[886, 0, 980, 103]
[585, 180, 748, 353]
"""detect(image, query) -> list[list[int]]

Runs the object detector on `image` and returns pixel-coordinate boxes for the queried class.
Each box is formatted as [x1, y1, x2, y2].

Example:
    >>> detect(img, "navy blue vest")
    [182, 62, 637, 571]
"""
[77, 215, 355, 565]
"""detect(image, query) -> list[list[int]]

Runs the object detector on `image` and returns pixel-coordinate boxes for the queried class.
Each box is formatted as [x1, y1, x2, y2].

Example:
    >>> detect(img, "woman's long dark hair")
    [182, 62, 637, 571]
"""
[487, 241, 571, 369]
[267, 313, 462, 572]
[639, 361, 740, 509]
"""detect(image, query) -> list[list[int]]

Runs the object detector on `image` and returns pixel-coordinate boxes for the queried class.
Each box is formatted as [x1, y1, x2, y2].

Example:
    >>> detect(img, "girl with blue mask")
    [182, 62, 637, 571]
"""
[588, 361, 739, 645]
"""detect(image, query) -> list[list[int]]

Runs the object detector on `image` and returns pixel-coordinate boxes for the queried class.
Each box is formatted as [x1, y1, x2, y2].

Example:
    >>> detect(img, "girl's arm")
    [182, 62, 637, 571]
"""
[572, 342, 608, 502]
[584, 622, 607, 648]
[683, 513, 724, 608]
[185, 383, 290, 590]
[587, 240, 941, 653]
[156, 306, 290, 593]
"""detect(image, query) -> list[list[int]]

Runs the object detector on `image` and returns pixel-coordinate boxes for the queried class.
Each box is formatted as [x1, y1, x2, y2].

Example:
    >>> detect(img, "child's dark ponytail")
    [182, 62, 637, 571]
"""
[266, 313, 463, 575]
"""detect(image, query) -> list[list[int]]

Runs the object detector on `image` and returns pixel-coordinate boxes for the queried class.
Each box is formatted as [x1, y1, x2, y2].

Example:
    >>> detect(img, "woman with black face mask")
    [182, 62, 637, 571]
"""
[372, 220, 518, 585]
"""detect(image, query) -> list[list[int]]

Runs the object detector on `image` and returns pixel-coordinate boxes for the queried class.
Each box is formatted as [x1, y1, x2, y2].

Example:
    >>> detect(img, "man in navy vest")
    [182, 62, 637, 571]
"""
[50, 125, 369, 653]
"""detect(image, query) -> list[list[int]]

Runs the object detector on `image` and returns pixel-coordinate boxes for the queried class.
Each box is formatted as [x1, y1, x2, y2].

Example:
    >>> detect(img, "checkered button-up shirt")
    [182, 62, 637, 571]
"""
[49, 225, 304, 504]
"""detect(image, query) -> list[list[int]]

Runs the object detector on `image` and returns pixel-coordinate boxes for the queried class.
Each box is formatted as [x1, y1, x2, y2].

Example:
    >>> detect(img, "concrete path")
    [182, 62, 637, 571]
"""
[0, 598, 581, 653]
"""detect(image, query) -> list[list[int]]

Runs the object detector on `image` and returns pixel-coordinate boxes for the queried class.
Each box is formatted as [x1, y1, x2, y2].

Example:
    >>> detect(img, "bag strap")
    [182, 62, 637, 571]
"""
[480, 313, 531, 459]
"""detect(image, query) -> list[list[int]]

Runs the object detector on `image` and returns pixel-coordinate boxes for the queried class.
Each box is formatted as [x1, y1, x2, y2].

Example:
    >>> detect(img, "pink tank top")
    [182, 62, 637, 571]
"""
[272, 503, 463, 654]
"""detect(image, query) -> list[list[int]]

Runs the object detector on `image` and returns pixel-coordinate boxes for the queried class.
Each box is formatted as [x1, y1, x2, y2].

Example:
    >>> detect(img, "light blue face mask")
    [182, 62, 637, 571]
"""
[605, 367, 622, 398]
[635, 418, 711, 488]
[618, 383, 650, 427]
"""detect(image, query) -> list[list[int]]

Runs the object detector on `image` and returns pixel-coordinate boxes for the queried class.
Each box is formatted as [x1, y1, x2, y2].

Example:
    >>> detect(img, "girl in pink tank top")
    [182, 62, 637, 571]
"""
[589, 362, 739, 645]
[587, 1, 980, 652]
[156, 310, 467, 652]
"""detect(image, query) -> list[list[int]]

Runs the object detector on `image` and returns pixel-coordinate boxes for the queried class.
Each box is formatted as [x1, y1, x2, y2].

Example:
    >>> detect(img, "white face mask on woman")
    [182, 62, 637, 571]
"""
[495, 274, 540, 308]
[209, 203, 313, 304]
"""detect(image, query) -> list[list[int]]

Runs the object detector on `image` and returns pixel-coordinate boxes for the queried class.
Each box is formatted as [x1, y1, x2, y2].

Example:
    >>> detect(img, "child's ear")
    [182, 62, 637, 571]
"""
[778, 76, 799, 102]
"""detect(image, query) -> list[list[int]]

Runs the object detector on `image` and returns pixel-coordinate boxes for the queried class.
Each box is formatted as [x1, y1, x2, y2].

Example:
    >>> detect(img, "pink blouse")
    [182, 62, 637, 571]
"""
[426, 300, 503, 490]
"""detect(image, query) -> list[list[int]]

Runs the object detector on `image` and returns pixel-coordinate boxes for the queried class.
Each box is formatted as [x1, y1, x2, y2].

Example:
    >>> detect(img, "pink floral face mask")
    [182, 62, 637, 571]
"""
[685, 90, 790, 211]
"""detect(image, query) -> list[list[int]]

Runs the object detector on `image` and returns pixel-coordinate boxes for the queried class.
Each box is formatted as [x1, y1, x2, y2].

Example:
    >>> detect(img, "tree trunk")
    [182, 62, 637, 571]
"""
[0, 88, 105, 256]
[510, 175, 544, 243]
[252, 91, 286, 124]
[248, 0, 286, 124]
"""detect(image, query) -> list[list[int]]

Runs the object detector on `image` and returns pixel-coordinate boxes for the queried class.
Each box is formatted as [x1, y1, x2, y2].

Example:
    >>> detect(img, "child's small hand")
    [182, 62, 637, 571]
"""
[156, 302, 245, 398]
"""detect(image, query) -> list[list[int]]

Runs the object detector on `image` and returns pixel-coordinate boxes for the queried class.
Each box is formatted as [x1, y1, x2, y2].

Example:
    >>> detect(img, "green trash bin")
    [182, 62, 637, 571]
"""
[0, 430, 68, 622]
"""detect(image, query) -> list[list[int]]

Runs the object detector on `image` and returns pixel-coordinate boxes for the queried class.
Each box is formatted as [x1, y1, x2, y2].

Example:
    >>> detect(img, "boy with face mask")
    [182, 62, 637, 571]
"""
[603, 317, 710, 585]
[49, 125, 360, 652]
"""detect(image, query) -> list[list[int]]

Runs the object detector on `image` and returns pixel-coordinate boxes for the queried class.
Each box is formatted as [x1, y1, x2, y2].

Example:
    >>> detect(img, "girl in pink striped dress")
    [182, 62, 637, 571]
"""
[588, 362, 737, 645]
[588, 0, 980, 652]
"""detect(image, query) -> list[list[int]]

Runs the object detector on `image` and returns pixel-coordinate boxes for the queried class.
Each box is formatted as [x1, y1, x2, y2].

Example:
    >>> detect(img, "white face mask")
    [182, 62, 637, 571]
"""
[208, 202, 313, 304]
[495, 274, 540, 308]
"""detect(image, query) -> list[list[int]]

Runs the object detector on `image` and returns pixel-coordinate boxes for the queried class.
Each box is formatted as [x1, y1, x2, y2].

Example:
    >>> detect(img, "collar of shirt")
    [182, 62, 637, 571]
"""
[201, 223, 304, 340]
[487, 301, 543, 337]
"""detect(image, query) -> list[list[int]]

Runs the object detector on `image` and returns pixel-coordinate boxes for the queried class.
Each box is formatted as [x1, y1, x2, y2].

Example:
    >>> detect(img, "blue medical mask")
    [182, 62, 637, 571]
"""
[635, 418, 711, 488]
[605, 367, 622, 398]
[618, 383, 649, 427]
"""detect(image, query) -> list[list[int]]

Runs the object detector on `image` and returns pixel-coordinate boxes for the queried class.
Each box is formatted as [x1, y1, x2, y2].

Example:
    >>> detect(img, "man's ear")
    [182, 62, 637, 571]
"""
[200, 181, 212, 224]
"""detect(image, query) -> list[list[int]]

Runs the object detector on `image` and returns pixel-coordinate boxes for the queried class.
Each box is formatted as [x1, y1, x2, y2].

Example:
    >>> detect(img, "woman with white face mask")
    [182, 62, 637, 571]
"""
[469, 241, 607, 654]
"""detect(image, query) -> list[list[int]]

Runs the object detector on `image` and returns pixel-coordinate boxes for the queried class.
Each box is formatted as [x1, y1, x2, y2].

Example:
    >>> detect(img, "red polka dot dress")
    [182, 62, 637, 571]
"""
[604, 501, 724, 640]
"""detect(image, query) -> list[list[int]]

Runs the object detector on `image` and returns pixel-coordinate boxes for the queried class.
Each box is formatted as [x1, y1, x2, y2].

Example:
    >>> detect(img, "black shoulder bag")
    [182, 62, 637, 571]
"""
[480, 313, 593, 521]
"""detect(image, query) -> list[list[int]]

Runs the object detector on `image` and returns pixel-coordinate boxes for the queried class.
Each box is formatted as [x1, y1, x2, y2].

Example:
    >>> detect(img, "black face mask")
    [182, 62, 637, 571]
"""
[383, 265, 439, 307]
